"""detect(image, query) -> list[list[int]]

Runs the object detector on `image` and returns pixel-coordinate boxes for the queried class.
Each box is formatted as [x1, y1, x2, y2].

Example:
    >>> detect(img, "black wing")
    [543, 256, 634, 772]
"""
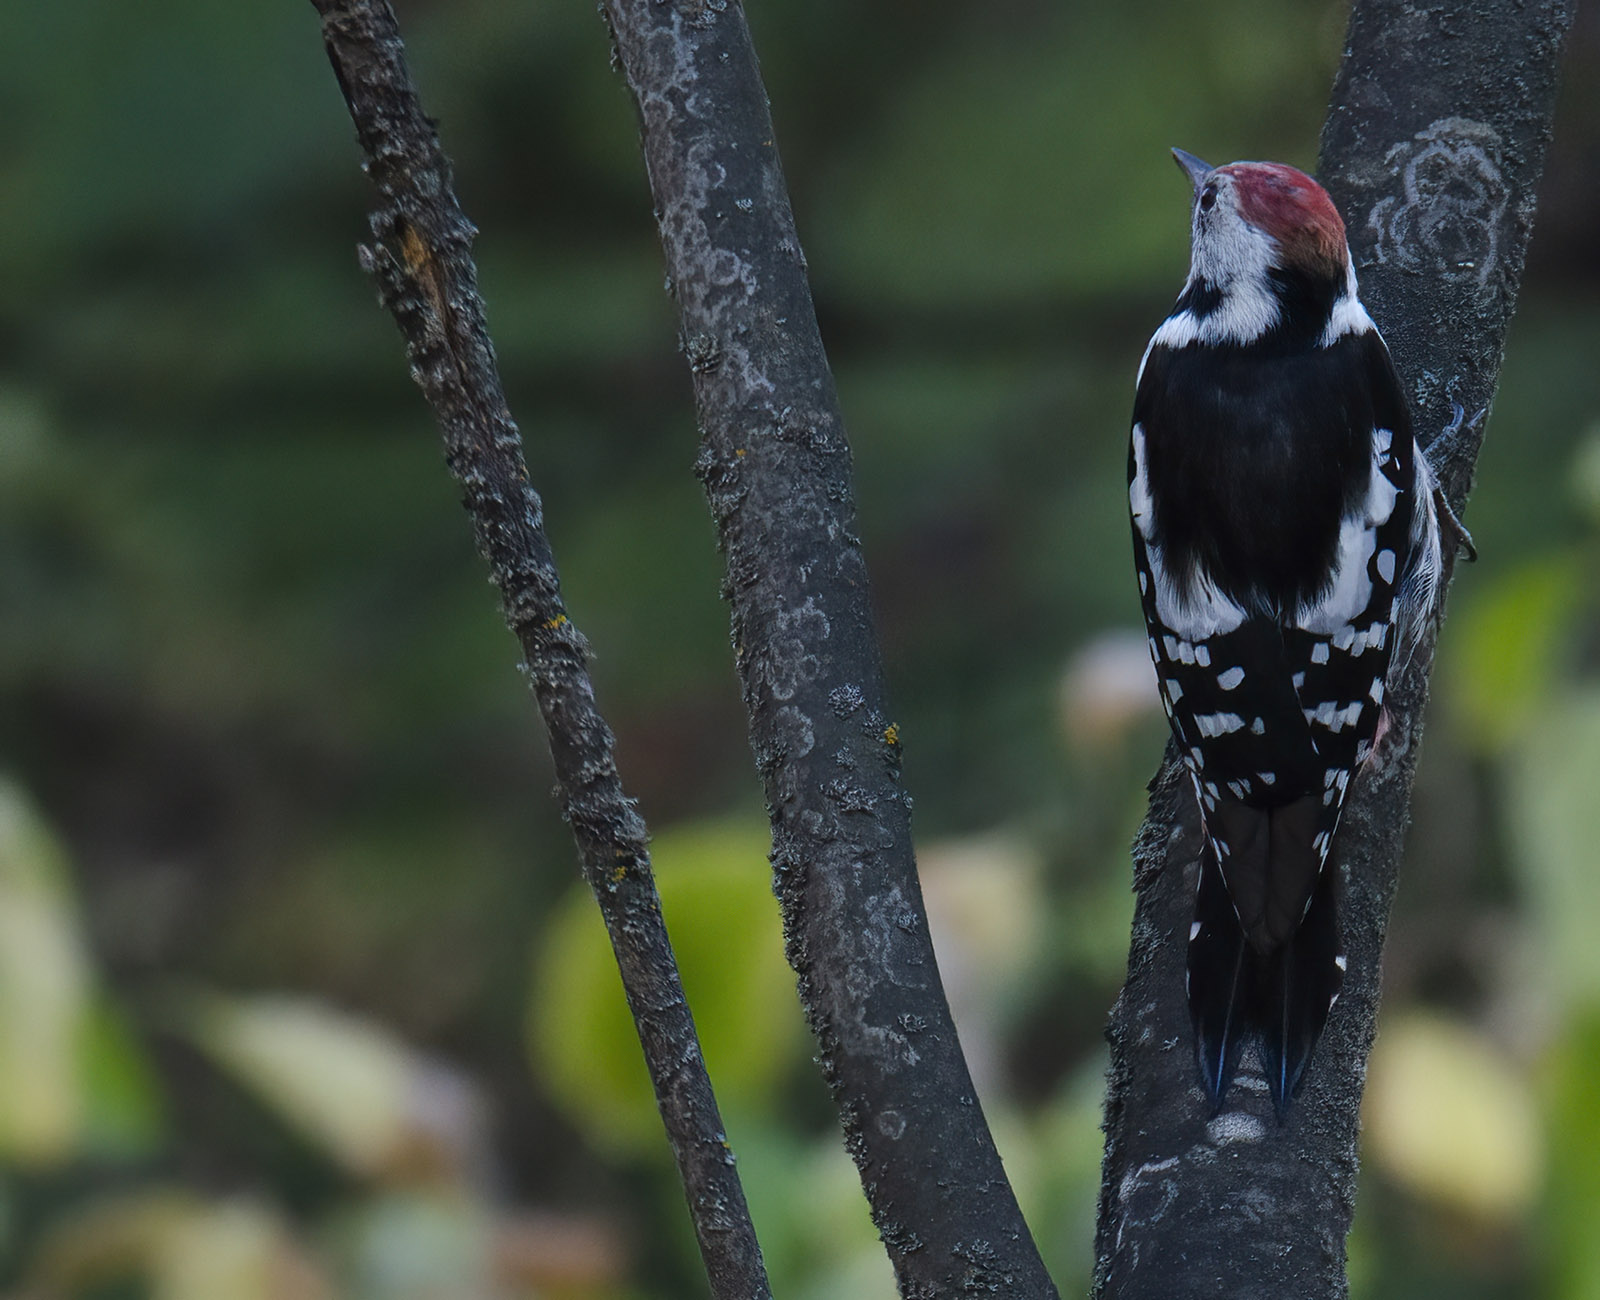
[1130, 328, 1416, 1109]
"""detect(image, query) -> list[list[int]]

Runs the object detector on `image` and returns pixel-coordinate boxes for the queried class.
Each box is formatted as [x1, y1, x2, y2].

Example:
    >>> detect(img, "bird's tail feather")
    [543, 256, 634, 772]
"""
[1188, 847, 1250, 1108]
[1258, 866, 1341, 1113]
[1187, 847, 1342, 1114]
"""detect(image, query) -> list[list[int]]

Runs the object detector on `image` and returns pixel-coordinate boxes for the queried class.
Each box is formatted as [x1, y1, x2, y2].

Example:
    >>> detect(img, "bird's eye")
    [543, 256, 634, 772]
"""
[1199, 184, 1217, 212]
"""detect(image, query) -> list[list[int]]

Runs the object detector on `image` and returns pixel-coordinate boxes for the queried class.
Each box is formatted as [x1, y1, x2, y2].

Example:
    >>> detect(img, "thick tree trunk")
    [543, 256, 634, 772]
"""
[1093, 3, 1576, 1297]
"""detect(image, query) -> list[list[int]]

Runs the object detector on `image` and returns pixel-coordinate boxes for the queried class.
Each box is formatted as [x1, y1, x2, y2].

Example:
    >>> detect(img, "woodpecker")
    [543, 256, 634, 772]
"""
[1129, 149, 1462, 1113]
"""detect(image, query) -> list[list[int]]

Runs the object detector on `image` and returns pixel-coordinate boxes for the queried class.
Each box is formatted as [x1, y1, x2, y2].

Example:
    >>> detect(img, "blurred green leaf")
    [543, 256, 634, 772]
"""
[0, 779, 92, 1165]
[79, 997, 166, 1160]
[175, 992, 417, 1180]
[1364, 1011, 1541, 1223]
[1444, 557, 1582, 752]
[1540, 1007, 1600, 1300]
[1509, 689, 1600, 1005]
[155, 1199, 330, 1300]
[528, 819, 803, 1157]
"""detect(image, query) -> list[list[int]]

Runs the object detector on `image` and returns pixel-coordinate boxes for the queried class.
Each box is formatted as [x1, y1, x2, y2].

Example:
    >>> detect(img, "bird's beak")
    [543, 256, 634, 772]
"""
[1171, 148, 1213, 196]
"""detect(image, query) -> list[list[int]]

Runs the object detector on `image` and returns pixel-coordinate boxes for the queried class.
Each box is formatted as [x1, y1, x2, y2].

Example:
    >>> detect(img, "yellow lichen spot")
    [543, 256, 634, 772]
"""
[884, 724, 900, 746]
[735, 448, 747, 458]
[545, 614, 569, 630]
[399, 222, 429, 274]
[610, 862, 628, 886]
[399, 223, 449, 325]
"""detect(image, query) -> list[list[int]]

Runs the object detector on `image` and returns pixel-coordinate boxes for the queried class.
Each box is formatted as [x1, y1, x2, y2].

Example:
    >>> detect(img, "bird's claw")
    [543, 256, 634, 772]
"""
[1435, 483, 1477, 562]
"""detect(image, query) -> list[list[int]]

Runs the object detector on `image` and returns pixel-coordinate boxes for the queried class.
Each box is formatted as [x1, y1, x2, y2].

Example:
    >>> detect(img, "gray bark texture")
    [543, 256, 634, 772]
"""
[595, 1, 1061, 1296]
[1093, 3, 1577, 1298]
[308, 3, 772, 1297]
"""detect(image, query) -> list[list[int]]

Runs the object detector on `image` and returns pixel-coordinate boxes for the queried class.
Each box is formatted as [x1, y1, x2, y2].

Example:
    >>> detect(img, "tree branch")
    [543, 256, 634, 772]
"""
[1093, 3, 1576, 1297]
[594, 2, 1059, 1295]
[308, 4, 771, 1296]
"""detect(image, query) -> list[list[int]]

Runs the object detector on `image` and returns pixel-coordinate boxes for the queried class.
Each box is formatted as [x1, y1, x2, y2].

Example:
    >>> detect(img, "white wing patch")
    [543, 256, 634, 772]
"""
[1297, 513, 1376, 635]
[1295, 427, 1400, 635]
[1131, 424, 1248, 641]
[1129, 424, 1155, 535]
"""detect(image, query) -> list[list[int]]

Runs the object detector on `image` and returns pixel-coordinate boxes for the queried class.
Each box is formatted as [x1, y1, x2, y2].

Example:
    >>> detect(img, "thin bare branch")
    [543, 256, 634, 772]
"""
[309, 3, 770, 1295]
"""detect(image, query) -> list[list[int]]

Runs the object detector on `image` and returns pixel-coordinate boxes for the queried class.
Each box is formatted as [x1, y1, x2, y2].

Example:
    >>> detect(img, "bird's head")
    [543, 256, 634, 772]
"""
[1167, 149, 1354, 344]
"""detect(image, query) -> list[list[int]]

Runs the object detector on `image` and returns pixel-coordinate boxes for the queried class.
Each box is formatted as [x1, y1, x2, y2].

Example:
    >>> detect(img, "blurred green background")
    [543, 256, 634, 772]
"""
[1, 0, 1598, 1296]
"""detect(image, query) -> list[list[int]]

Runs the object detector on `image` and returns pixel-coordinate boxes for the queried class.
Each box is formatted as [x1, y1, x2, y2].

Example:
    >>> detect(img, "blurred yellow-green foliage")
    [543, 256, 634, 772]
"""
[1, 0, 1598, 1296]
